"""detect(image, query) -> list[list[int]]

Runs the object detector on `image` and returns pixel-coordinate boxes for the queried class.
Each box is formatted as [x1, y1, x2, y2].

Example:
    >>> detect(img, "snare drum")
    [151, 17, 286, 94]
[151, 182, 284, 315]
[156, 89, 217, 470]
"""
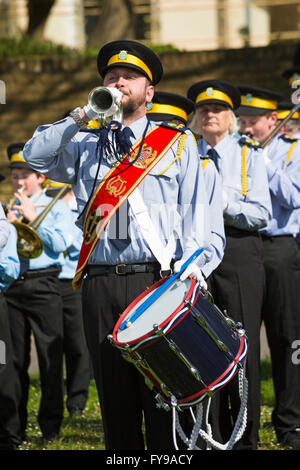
[110, 276, 247, 409]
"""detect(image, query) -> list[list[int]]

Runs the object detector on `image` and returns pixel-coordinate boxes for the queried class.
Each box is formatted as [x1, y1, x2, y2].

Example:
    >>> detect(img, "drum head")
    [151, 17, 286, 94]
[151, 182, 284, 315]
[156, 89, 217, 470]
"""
[116, 278, 191, 344]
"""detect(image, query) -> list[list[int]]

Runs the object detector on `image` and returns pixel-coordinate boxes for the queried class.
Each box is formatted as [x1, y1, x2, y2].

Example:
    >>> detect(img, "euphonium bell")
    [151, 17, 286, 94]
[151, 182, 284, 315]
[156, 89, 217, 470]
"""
[88, 86, 123, 125]
[13, 221, 44, 259]
[13, 183, 70, 259]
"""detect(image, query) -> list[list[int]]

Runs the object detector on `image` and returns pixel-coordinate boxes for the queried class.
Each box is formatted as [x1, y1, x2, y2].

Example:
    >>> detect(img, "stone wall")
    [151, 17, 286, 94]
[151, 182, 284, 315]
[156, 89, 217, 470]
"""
[0, 41, 297, 200]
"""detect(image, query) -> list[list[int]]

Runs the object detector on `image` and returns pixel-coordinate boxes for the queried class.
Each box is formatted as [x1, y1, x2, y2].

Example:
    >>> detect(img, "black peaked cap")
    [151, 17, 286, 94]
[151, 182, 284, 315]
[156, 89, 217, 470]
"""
[187, 79, 241, 110]
[236, 85, 283, 116]
[7, 142, 29, 169]
[97, 40, 163, 85]
[147, 91, 194, 124]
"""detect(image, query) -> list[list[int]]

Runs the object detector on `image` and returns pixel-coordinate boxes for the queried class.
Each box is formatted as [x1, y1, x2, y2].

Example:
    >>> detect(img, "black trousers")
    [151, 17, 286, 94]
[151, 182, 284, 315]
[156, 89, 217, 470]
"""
[208, 228, 265, 450]
[0, 293, 21, 449]
[262, 235, 300, 440]
[58, 279, 90, 413]
[82, 270, 175, 450]
[4, 274, 64, 438]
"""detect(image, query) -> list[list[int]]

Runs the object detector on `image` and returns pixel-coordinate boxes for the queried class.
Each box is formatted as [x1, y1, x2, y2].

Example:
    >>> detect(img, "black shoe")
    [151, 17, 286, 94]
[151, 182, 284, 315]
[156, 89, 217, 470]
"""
[279, 431, 300, 450]
[0, 441, 17, 450]
[68, 408, 83, 418]
[42, 432, 59, 442]
[263, 421, 274, 430]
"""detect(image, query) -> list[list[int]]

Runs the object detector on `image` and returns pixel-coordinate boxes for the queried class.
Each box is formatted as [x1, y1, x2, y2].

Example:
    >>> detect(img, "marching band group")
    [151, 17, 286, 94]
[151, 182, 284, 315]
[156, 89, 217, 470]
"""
[1, 39, 300, 451]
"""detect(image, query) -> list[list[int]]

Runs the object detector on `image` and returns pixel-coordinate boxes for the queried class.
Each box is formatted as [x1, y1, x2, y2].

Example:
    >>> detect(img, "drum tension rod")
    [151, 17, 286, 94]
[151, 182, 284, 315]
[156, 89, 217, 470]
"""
[108, 335, 174, 408]
[152, 323, 207, 387]
[201, 291, 238, 330]
[184, 300, 234, 359]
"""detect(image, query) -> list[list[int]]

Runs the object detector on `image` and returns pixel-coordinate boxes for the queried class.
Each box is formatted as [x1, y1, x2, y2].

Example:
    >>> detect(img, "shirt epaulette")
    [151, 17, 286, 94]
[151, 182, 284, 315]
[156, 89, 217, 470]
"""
[279, 134, 298, 143]
[158, 121, 187, 133]
[238, 135, 260, 149]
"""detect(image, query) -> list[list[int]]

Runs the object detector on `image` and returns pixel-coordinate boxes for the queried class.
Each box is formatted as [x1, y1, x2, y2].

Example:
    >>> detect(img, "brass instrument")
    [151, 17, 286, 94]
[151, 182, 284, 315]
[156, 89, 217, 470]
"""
[13, 183, 70, 259]
[88, 86, 123, 126]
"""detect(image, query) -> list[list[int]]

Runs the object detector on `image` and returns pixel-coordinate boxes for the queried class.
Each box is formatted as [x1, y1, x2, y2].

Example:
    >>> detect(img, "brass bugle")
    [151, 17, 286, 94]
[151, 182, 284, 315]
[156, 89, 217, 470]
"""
[13, 183, 70, 259]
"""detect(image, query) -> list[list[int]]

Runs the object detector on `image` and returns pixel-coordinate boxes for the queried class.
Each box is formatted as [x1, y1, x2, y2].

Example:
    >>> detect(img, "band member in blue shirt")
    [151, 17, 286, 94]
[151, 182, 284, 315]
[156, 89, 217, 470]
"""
[237, 85, 300, 450]
[47, 181, 90, 418]
[23, 40, 213, 450]
[187, 79, 272, 450]
[5, 143, 72, 441]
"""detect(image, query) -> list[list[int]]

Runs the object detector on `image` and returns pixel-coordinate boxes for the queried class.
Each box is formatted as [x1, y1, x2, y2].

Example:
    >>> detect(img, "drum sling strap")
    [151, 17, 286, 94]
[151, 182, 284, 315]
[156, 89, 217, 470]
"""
[72, 124, 183, 291]
[128, 188, 176, 274]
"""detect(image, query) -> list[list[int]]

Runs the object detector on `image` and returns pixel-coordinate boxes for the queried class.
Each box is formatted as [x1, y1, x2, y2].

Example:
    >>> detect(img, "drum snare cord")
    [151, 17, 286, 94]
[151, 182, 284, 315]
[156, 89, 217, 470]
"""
[172, 361, 248, 450]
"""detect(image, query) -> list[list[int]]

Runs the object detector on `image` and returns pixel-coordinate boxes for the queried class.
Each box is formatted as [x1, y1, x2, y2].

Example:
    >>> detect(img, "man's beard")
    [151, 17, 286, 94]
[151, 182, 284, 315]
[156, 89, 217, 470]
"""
[122, 93, 147, 118]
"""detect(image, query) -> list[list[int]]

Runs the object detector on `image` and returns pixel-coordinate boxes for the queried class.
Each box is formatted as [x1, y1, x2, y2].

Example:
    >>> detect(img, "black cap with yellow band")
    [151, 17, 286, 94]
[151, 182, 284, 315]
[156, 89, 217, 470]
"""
[146, 92, 194, 125]
[97, 40, 163, 85]
[7, 142, 29, 169]
[277, 101, 299, 120]
[187, 80, 241, 110]
[282, 67, 300, 86]
[236, 86, 283, 116]
[43, 178, 72, 192]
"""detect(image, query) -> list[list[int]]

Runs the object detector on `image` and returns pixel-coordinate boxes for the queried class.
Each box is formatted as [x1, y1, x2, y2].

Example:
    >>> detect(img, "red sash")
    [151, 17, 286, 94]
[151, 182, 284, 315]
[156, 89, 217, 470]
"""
[72, 124, 183, 290]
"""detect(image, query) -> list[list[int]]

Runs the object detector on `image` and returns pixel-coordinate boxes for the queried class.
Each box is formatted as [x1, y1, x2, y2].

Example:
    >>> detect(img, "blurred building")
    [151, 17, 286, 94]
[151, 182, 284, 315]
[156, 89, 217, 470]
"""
[0, 0, 300, 51]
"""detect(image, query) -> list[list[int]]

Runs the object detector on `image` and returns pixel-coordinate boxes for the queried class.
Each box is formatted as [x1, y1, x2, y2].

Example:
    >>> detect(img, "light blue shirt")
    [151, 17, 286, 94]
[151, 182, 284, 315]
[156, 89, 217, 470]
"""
[261, 134, 300, 236]
[23, 115, 213, 273]
[59, 195, 83, 279]
[0, 224, 20, 291]
[12, 191, 72, 271]
[198, 134, 272, 231]
[199, 158, 225, 278]
[0, 203, 10, 252]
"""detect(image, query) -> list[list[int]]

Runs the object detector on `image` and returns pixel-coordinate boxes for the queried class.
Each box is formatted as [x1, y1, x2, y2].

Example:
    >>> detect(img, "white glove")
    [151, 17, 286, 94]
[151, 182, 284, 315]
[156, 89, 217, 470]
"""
[222, 189, 228, 211]
[174, 260, 207, 290]
[83, 104, 99, 120]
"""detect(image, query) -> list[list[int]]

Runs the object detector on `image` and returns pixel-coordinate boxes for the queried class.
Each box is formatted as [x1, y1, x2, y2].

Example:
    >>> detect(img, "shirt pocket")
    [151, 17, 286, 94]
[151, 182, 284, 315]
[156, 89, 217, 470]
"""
[141, 163, 179, 206]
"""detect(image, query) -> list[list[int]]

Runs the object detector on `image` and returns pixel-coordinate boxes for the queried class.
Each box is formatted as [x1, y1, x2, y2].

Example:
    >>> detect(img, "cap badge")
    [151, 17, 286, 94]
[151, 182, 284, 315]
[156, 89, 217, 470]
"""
[18, 151, 24, 160]
[293, 73, 299, 81]
[245, 93, 252, 103]
[206, 87, 214, 96]
[118, 50, 127, 60]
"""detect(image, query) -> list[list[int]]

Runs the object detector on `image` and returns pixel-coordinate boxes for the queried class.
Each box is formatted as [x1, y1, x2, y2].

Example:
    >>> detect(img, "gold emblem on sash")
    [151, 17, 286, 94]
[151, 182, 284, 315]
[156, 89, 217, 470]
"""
[129, 144, 157, 169]
[105, 175, 127, 198]
[85, 209, 102, 244]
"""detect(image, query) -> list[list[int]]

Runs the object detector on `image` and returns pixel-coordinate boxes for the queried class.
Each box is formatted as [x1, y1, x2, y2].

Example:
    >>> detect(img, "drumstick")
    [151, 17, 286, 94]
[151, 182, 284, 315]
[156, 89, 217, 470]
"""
[118, 247, 204, 330]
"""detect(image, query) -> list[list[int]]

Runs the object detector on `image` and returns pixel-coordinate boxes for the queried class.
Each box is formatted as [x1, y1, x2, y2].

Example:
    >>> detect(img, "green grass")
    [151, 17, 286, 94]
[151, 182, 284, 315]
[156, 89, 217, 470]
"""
[19, 376, 105, 450]
[18, 359, 292, 450]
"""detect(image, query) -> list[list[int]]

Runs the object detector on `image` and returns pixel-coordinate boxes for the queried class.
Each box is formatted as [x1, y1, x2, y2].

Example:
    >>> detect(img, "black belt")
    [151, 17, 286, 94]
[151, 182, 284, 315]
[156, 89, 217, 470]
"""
[18, 266, 61, 281]
[86, 263, 162, 277]
[225, 226, 260, 237]
[260, 234, 293, 240]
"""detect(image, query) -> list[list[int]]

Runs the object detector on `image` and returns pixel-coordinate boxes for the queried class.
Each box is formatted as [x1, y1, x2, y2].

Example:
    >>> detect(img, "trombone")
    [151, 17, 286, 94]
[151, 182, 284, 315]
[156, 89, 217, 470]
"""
[12, 183, 70, 259]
